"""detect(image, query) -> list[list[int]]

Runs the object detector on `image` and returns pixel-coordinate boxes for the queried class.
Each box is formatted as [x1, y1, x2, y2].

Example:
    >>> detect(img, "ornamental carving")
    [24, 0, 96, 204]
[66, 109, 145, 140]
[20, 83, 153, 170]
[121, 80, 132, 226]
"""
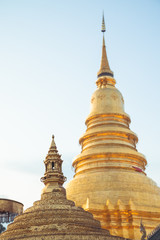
[97, 94, 105, 100]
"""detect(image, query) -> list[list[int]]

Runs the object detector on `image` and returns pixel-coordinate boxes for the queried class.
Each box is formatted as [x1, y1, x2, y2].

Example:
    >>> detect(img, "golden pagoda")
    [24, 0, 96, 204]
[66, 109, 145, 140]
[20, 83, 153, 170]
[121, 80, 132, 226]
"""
[66, 16, 160, 240]
[0, 135, 124, 240]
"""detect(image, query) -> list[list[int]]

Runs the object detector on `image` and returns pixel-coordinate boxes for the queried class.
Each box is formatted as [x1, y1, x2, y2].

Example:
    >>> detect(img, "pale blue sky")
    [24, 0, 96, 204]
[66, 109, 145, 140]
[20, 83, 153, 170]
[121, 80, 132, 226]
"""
[0, 0, 160, 209]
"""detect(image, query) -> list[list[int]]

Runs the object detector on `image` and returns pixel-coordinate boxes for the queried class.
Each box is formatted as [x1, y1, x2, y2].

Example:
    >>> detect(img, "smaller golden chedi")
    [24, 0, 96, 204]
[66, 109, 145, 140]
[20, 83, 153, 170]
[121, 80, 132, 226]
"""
[0, 135, 123, 240]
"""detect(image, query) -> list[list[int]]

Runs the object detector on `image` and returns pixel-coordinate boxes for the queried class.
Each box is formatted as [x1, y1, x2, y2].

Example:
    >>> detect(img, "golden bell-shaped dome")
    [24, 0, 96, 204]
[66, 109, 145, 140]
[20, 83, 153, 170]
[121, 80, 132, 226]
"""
[66, 17, 160, 240]
[88, 85, 126, 117]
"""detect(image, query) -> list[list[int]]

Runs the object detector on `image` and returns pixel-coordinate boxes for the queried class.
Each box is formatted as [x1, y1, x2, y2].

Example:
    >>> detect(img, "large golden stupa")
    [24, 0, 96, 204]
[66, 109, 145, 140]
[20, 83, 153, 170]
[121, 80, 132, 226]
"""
[1, 135, 124, 240]
[66, 16, 160, 239]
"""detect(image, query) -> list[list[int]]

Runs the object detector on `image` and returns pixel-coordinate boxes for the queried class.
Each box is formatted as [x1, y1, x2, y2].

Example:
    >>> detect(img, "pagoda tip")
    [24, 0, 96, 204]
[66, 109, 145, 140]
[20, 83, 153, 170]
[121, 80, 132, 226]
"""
[97, 13, 114, 79]
[50, 134, 56, 149]
[101, 12, 106, 33]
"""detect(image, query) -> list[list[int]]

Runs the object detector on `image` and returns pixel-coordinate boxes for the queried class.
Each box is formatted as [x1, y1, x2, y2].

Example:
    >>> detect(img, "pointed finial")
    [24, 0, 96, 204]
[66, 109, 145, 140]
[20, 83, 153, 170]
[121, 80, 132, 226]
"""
[101, 13, 106, 33]
[49, 134, 56, 149]
[97, 14, 114, 80]
[41, 135, 66, 194]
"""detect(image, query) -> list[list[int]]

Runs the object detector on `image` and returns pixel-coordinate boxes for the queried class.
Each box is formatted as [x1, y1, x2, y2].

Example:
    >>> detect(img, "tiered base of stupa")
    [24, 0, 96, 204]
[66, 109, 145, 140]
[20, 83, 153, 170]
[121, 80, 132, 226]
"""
[67, 169, 160, 240]
[0, 187, 126, 240]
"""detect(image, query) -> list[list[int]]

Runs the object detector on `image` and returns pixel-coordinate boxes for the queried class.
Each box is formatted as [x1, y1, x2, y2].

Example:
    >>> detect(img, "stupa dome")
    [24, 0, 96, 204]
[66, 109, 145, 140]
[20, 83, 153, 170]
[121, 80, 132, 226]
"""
[0, 136, 123, 240]
[88, 85, 126, 118]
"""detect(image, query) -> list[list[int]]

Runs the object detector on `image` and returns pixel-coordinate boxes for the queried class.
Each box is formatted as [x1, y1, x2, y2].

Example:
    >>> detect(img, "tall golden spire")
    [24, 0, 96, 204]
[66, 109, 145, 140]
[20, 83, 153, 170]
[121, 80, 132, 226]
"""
[97, 14, 113, 78]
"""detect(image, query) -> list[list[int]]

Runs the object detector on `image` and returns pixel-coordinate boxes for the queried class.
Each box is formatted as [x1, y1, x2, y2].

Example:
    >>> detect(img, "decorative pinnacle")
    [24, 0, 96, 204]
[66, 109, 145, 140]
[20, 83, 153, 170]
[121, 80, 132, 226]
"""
[49, 134, 56, 149]
[41, 135, 66, 192]
[97, 14, 113, 79]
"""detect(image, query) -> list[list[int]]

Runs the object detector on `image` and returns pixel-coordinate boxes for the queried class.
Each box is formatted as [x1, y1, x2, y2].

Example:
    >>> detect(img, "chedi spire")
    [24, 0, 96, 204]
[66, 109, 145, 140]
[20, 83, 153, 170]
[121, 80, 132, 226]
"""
[41, 135, 66, 193]
[97, 14, 113, 78]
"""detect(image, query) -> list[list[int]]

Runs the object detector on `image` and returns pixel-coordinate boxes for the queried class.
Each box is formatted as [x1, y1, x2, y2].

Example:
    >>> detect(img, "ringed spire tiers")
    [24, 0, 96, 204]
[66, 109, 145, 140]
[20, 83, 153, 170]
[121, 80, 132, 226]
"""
[97, 14, 114, 79]
[66, 16, 160, 240]
[101, 14, 106, 32]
